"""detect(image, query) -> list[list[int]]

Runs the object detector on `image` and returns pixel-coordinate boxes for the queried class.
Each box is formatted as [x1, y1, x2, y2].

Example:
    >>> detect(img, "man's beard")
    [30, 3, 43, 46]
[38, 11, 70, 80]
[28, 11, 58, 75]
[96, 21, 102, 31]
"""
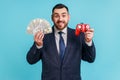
[54, 21, 68, 30]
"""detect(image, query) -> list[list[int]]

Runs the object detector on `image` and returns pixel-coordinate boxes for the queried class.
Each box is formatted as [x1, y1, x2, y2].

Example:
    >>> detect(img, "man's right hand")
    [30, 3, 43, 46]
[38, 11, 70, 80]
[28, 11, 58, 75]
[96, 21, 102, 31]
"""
[34, 31, 44, 46]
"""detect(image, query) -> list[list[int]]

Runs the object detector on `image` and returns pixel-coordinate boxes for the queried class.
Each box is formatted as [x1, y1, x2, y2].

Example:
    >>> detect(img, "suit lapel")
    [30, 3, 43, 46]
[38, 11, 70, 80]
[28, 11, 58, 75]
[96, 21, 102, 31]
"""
[62, 28, 73, 64]
[48, 27, 73, 65]
[48, 28, 61, 65]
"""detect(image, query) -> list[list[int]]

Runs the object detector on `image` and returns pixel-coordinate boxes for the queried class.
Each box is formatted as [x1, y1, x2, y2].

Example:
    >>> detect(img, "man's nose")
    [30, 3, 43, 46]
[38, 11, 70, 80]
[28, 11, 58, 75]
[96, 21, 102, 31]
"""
[59, 16, 63, 21]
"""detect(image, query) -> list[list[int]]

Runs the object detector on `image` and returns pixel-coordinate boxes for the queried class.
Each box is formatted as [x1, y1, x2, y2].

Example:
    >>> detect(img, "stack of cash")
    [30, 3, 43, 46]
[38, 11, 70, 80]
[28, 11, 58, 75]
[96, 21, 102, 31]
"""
[27, 18, 52, 35]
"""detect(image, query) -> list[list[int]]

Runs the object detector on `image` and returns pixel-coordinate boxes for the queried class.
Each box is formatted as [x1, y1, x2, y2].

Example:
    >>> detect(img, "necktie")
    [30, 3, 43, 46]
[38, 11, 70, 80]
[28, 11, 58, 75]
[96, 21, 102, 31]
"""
[58, 31, 65, 61]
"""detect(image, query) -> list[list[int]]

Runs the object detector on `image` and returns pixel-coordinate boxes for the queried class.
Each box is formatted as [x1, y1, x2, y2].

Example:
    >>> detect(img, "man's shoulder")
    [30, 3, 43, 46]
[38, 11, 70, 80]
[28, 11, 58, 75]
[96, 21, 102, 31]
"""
[67, 27, 75, 31]
[67, 27, 75, 34]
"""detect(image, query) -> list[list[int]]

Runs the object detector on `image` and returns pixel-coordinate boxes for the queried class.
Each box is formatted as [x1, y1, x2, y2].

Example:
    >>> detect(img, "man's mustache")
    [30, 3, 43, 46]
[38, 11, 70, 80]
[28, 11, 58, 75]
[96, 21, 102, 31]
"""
[57, 21, 65, 23]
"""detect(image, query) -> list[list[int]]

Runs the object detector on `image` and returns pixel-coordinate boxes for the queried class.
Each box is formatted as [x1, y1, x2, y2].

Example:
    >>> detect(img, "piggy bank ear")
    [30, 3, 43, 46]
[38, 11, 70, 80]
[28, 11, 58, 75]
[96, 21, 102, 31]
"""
[85, 24, 90, 30]
[75, 24, 81, 36]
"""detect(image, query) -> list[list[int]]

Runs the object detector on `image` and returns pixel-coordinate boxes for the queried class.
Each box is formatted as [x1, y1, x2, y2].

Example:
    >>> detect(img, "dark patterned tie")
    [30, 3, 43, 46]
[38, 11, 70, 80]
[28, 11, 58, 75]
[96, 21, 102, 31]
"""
[58, 31, 65, 61]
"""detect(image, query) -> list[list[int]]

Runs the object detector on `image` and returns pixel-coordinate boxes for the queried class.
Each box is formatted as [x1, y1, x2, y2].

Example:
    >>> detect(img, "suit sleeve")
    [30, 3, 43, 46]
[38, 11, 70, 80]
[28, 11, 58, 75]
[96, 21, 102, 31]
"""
[81, 33, 96, 63]
[26, 42, 42, 64]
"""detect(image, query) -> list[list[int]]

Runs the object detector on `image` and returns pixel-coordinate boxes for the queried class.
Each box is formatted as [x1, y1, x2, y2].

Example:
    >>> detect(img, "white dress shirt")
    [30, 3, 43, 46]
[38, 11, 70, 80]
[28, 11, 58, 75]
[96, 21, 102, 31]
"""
[54, 26, 67, 54]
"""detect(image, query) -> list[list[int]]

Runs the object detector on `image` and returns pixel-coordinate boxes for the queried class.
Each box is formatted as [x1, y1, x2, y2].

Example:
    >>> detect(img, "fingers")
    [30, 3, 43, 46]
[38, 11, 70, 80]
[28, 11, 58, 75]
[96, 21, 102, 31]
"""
[34, 31, 44, 46]
[85, 28, 94, 35]
[85, 28, 94, 42]
[35, 31, 44, 40]
[86, 28, 94, 33]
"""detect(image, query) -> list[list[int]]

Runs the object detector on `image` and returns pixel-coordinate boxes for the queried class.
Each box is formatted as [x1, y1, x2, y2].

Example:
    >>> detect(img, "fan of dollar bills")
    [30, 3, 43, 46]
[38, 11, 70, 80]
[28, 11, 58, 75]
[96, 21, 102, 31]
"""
[27, 18, 52, 35]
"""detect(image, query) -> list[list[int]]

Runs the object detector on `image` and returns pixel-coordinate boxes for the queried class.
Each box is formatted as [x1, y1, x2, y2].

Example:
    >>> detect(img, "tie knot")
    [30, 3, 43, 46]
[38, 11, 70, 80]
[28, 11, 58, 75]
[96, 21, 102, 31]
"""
[58, 31, 63, 35]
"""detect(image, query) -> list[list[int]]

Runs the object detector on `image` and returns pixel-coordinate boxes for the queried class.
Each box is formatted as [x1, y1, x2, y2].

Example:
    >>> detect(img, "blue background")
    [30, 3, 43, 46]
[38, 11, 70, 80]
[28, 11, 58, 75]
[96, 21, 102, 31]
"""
[0, 0, 120, 80]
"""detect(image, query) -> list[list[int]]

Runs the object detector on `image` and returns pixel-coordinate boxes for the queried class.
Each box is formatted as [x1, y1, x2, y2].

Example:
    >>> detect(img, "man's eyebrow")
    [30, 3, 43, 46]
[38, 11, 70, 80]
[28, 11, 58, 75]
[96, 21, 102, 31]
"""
[62, 12, 67, 14]
[53, 12, 68, 15]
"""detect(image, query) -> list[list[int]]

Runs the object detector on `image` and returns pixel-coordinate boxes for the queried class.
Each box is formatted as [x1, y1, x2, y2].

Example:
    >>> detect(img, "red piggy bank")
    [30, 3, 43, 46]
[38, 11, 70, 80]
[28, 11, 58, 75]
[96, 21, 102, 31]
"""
[75, 23, 90, 36]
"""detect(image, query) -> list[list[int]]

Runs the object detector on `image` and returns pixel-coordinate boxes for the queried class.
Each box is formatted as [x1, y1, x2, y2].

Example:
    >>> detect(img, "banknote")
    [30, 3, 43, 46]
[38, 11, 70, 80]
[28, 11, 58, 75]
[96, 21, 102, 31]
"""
[27, 18, 52, 35]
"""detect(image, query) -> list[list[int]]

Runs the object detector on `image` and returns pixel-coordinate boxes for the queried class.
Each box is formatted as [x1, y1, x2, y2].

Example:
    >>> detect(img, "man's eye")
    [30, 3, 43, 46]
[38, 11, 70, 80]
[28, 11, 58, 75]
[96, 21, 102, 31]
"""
[54, 15, 59, 18]
[62, 15, 66, 17]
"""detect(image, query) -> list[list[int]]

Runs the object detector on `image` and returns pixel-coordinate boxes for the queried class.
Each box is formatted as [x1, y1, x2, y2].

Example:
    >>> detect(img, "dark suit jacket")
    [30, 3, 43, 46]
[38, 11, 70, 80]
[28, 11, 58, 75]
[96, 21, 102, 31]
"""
[26, 27, 96, 80]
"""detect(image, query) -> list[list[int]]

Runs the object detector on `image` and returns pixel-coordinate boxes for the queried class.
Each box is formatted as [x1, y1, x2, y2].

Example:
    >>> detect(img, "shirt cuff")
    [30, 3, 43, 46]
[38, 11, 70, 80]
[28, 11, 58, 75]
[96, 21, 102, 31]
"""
[85, 40, 92, 46]
[36, 45, 43, 49]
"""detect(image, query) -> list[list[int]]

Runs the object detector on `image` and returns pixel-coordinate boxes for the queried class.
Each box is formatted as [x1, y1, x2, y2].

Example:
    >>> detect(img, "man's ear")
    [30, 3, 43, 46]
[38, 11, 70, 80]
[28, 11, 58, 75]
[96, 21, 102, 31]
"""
[51, 14, 53, 21]
[68, 14, 70, 21]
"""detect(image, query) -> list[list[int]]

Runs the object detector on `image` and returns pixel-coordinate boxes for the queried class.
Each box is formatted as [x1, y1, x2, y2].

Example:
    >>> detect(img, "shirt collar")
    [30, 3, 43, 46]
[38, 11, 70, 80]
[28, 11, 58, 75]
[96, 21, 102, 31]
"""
[54, 26, 67, 34]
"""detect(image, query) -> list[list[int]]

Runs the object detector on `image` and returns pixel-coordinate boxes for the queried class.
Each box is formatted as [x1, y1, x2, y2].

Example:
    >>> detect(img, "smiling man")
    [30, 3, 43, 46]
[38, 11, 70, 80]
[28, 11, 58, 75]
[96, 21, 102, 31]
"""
[26, 3, 96, 80]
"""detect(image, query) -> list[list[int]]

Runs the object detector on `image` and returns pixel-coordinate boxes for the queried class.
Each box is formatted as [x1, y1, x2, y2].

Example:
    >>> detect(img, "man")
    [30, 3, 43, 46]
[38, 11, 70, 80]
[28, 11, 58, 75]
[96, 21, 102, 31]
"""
[26, 3, 96, 80]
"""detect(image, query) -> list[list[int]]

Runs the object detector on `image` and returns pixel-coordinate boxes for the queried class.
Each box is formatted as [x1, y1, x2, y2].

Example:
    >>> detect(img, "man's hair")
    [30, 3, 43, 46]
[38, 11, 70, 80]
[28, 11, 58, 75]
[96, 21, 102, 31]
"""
[52, 3, 69, 13]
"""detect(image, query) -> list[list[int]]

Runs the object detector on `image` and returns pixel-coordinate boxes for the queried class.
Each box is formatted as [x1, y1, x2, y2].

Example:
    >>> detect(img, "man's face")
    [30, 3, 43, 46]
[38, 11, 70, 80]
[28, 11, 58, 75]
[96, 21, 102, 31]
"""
[52, 8, 70, 30]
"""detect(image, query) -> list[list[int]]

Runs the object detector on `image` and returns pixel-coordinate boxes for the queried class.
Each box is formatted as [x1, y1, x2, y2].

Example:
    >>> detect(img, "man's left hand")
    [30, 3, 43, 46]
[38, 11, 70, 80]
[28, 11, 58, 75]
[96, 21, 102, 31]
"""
[85, 28, 94, 42]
